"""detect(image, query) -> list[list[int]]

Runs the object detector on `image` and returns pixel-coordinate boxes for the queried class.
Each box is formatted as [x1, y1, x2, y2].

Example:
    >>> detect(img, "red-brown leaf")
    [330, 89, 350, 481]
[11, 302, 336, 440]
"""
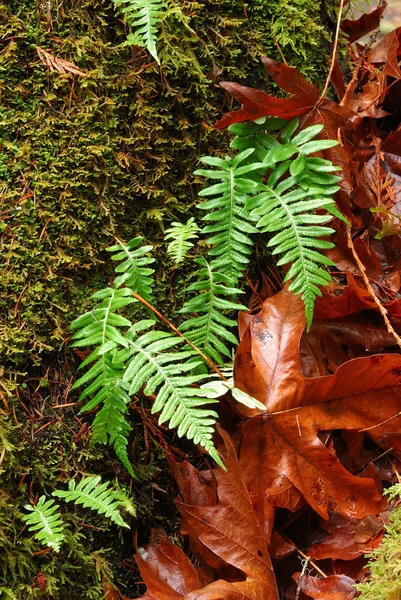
[342, 4, 387, 43]
[135, 537, 202, 599]
[292, 573, 356, 599]
[175, 431, 279, 600]
[308, 512, 385, 561]
[368, 26, 401, 79]
[215, 58, 319, 128]
[235, 289, 401, 522]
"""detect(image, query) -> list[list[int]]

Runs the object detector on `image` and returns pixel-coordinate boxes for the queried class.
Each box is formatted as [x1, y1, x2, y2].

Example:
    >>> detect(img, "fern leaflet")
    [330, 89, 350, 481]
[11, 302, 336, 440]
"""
[22, 496, 64, 552]
[164, 217, 200, 264]
[112, 0, 166, 64]
[53, 476, 129, 529]
[179, 258, 246, 364]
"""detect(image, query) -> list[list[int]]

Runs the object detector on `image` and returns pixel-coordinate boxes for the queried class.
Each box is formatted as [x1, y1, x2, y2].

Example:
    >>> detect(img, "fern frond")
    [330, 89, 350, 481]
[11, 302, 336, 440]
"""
[246, 173, 337, 330]
[179, 258, 246, 364]
[53, 476, 129, 529]
[116, 319, 224, 467]
[106, 237, 155, 302]
[70, 287, 136, 477]
[164, 217, 199, 264]
[112, 0, 166, 64]
[22, 496, 64, 552]
[224, 117, 344, 329]
[195, 149, 263, 283]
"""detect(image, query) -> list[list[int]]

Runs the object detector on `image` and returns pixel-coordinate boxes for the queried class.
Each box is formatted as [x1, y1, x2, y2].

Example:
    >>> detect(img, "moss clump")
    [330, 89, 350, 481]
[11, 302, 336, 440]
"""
[356, 485, 401, 600]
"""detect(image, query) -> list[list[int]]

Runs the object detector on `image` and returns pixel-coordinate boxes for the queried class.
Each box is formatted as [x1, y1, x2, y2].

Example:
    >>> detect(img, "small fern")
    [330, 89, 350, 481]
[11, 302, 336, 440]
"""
[112, 0, 166, 64]
[107, 237, 155, 302]
[164, 217, 200, 264]
[179, 257, 246, 365]
[195, 149, 263, 284]
[53, 476, 129, 529]
[71, 240, 225, 469]
[22, 496, 64, 552]
[70, 286, 136, 477]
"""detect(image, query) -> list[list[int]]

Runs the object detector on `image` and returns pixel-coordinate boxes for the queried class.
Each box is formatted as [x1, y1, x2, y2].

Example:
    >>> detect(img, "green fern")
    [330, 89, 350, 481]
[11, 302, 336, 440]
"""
[22, 496, 64, 552]
[112, 0, 166, 64]
[113, 319, 224, 467]
[53, 476, 129, 529]
[70, 285, 136, 477]
[107, 237, 155, 302]
[229, 118, 286, 163]
[195, 149, 263, 284]
[71, 240, 225, 470]
[164, 217, 200, 264]
[179, 257, 246, 364]
[246, 174, 337, 330]
[226, 117, 345, 329]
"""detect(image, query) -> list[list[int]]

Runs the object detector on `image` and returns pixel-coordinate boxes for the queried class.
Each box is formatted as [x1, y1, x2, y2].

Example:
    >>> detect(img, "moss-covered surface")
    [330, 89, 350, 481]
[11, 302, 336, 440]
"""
[1, 0, 338, 597]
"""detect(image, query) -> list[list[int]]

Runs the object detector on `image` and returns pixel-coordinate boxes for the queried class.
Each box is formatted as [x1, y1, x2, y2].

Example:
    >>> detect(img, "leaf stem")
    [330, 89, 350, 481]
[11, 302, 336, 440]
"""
[131, 290, 227, 380]
[318, 0, 345, 103]
[346, 228, 401, 350]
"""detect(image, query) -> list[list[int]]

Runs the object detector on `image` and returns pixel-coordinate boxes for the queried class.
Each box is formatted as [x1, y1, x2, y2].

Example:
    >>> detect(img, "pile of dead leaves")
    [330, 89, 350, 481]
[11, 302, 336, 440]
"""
[113, 6, 401, 599]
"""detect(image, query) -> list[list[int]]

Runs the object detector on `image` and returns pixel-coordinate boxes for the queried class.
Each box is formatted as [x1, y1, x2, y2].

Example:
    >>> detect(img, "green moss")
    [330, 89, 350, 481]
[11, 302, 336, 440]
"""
[356, 485, 401, 600]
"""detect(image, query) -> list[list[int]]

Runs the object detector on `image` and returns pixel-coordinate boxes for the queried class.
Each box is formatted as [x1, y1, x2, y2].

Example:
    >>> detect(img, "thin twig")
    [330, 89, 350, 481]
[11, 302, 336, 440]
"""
[296, 548, 326, 578]
[346, 228, 401, 350]
[318, 0, 345, 103]
[295, 555, 311, 600]
[280, 532, 327, 578]
[131, 291, 227, 380]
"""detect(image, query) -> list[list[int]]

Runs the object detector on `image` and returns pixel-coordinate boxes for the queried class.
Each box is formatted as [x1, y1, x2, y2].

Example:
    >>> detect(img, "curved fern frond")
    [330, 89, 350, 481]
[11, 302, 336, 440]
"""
[22, 497, 64, 552]
[70, 287, 136, 477]
[246, 174, 337, 330]
[53, 476, 129, 529]
[112, 0, 166, 64]
[116, 320, 224, 467]
[195, 149, 263, 283]
[179, 258, 246, 364]
[106, 237, 155, 302]
[164, 217, 200, 264]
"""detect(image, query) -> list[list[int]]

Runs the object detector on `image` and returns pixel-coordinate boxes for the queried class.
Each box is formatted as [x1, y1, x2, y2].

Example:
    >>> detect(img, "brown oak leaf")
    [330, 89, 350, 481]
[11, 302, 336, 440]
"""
[234, 287, 401, 527]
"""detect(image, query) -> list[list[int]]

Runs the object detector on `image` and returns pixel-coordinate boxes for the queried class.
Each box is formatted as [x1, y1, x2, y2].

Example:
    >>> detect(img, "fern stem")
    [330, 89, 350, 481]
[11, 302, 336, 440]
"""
[131, 290, 227, 380]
